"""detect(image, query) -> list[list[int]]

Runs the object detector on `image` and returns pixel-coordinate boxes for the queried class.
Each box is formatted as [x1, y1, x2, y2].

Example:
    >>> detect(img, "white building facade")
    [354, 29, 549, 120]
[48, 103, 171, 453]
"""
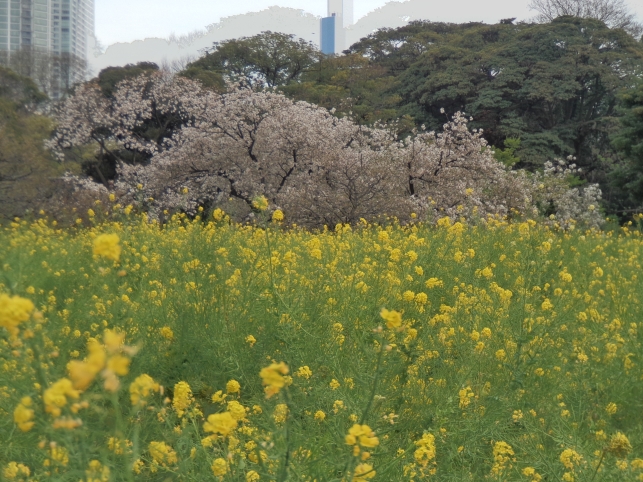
[0, 0, 94, 96]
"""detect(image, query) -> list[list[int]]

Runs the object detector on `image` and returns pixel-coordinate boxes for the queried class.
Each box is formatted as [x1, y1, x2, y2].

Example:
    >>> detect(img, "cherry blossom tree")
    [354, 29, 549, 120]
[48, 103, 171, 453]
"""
[50, 72, 604, 228]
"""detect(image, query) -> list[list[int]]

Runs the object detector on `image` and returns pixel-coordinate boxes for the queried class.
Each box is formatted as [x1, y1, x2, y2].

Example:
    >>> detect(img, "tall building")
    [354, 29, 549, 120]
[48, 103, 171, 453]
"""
[320, 0, 353, 55]
[327, 0, 353, 28]
[0, 0, 95, 97]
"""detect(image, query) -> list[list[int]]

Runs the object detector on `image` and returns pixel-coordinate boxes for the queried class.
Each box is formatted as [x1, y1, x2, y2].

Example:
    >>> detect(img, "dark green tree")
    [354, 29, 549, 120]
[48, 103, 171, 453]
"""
[388, 17, 643, 190]
[181, 31, 319, 88]
[281, 53, 408, 126]
[0, 67, 65, 220]
[96, 61, 159, 97]
[611, 80, 643, 211]
[345, 21, 479, 72]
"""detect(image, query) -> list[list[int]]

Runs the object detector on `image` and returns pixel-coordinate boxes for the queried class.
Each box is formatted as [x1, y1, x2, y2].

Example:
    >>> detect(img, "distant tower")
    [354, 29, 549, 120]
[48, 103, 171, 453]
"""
[0, 0, 95, 97]
[321, 0, 352, 55]
[343, 0, 353, 27]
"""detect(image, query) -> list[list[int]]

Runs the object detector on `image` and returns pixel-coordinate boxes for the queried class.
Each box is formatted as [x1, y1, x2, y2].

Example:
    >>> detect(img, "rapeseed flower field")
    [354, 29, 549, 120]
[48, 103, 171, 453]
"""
[1, 206, 643, 481]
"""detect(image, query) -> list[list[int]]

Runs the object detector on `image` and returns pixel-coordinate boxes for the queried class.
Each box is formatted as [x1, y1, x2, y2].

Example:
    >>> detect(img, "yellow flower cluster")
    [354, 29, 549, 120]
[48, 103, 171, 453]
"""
[414, 432, 436, 468]
[3, 462, 30, 480]
[3, 208, 643, 480]
[149, 441, 178, 469]
[66, 330, 134, 394]
[211, 457, 228, 477]
[560, 448, 582, 470]
[43, 378, 80, 417]
[259, 361, 289, 398]
[296, 366, 313, 379]
[13, 397, 34, 432]
[491, 441, 514, 475]
[85, 460, 110, 482]
[252, 195, 269, 211]
[608, 432, 632, 458]
[203, 411, 237, 436]
[92, 233, 121, 262]
[346, 423, 379, 457]
[0, 293, 34, 338]
[380, 308, 402, 330]
[129, 374, 161, 406]
[226, 379, 241, 394]
[172, 381, 193, 417]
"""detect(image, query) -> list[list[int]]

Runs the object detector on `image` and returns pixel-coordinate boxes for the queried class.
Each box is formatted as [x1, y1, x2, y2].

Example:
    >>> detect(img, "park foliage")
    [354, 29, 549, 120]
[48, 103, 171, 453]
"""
[1, 207, 643, 480]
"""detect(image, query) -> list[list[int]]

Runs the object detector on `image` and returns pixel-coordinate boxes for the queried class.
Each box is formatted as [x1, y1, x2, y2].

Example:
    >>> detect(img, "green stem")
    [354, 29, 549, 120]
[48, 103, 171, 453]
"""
[341, 341, 386, 479]
[262, 217, 292, 320]
[277, 389, 293, 482]
[360, 346, 385, 425]
[590, 449, 606, 482]
[109, 392, 134, 482]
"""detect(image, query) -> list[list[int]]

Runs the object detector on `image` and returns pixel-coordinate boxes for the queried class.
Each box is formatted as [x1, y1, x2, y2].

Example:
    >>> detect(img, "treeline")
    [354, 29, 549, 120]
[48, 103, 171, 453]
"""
[2, 16, 643, 222]
[0, 67, 69, 220]
[183, 18, 643, 217]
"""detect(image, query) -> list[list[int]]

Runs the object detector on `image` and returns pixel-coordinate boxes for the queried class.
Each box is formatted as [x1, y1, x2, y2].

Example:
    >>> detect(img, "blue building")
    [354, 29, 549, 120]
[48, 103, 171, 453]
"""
[320, 0, 352, 55]
[320, 14, 336, 55]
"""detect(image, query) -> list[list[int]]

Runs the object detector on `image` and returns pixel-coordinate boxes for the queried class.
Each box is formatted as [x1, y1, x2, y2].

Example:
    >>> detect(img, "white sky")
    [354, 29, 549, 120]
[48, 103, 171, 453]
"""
[95, 0, 643, 46]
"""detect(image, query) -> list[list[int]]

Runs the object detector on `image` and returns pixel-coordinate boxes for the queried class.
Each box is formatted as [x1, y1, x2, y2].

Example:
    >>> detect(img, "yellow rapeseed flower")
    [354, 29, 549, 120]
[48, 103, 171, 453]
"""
[559, 448, 582, 470]
[522, 467, 542, 481]
[227, 400, 246, 421]
[13, 397, 34, 432]
[246, 470, 260, 482]
[226, 379, 241, 394]
[259, 362, 289, 398]
[0, 293, 34, 338]
[459, 386, 475, 409]
[148, 441, 177, 467]
[67, 338, 106, 391]
[129, 374, 160, 406]
[414, 433, 436, 467]
[425, 278, 443, 289]
[107, 354, 130, 376]
[43, 378, 80, 417]
[46, 444, 69, 466]
[296, 366, 313, 379]
[380, 308, 402, 330]
[92, 234, 121, 262]
[172, 381, 193, 417]
[346, 424, 379, 449]
[213, 208, 225, 221]
[252, 196, 269, 211]
[211, 458, 227, 477]
[85, 460, 110, 482]
[273, 403, 289, 424]
[203, 411, 237, 436]
[491, 441, 514, 475]
[272, 210, 284, 222]
[352, 463, 376, 481]
[159, 326, 174, 341]
[3, 462, 30, 479]
[608, 432, 632, 458]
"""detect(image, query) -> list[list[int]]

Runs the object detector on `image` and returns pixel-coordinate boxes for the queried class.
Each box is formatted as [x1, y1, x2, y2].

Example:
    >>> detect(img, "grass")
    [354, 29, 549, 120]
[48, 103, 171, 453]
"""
[1, 206, 643, 481]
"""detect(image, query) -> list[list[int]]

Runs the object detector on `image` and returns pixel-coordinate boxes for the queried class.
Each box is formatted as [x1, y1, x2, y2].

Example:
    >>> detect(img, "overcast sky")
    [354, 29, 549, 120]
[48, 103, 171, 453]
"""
[95, 0, 643, 46]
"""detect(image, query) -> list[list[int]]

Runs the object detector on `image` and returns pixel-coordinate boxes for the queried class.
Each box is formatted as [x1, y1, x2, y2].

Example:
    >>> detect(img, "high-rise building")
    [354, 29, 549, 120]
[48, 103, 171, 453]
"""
[320, 0, 353, 55]
[0, 0, 95, 97]
[327, 0, 353, 28]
